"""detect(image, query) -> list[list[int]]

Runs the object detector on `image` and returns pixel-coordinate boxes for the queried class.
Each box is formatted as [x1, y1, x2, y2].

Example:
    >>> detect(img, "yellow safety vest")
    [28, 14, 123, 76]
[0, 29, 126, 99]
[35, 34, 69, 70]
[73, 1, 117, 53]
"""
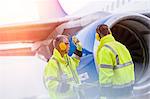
[44, 48, 80, 99]
[96, 34, 135, 88]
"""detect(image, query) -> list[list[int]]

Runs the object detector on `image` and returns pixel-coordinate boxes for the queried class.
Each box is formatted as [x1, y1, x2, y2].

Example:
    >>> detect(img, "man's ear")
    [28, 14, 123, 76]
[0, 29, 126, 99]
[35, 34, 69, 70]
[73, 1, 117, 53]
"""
[52, 39, 56, 48]
[96, 33, 101, 41]
[65, 35, 69, 39]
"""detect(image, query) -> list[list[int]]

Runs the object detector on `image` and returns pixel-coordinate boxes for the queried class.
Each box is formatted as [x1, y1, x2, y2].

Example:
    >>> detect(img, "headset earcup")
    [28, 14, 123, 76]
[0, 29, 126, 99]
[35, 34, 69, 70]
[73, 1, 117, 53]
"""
[96, 33, 100, 41]
[59, 42, 67, 51]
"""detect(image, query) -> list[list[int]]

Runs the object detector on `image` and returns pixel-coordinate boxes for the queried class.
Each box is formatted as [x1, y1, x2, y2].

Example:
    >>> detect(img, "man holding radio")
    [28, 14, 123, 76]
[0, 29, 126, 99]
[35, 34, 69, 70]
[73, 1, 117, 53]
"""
[44, 35, 82, 99]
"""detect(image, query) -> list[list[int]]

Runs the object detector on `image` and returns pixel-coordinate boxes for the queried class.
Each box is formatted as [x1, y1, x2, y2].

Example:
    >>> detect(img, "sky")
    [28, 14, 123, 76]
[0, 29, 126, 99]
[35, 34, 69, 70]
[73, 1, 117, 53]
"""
[0, 0, 111, 25]
[0, 0, 149, 25]
[0, 0, 39, 25]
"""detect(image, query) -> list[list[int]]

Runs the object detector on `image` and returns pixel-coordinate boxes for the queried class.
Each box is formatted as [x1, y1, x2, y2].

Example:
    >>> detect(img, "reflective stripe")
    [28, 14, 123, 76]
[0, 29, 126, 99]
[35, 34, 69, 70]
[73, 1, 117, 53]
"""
[45, 76, 58, 82]
[66, 56, 80, 84]
[45, 76, 73, 82]
[104, 45, 119, 65]
[52, 57, 77, 83]
[102, 45, 133, 70]
[114, 61, 133, 70]
[100, 80, 135, 88]
[100, 64, 113, 69]
[99, 61, 133, 70]
[52, 57, 63, 76]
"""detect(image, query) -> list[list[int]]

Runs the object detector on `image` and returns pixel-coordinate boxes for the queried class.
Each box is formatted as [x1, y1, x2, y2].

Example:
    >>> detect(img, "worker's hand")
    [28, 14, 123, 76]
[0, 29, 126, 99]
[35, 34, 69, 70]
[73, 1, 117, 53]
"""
[72, 36, 82, 51]
[57, 82, 70, 93]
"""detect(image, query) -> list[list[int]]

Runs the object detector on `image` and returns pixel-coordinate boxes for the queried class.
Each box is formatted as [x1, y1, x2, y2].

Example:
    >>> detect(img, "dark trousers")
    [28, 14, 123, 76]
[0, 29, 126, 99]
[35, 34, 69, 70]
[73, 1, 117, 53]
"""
[99, 86, 133, 99]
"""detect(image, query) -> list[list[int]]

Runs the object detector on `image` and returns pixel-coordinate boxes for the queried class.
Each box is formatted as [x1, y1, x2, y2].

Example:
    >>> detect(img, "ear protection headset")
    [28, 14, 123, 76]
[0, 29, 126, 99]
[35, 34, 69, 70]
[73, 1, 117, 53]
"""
[96, 33, 101, 41]
[96, 26, 101, 41]
[59, 42, 67, 51]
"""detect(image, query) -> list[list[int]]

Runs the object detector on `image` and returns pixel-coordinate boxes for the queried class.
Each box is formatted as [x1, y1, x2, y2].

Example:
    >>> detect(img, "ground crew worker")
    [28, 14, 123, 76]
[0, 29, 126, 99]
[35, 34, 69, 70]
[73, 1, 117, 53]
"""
[44, 35, 82, 99]
[95, 24, 135, 99]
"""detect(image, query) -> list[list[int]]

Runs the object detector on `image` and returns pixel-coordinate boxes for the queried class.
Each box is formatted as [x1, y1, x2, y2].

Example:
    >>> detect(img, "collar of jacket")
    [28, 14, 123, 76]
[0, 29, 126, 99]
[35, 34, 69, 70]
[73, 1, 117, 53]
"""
[96, 34, 116, 64]
[98, 34, 115, 50]
[52, 48, 68, 64]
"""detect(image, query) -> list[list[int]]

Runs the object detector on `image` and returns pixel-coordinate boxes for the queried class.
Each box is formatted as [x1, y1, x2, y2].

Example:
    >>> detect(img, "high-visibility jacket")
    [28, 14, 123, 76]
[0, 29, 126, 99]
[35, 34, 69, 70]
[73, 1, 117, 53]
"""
[44, 48, 80, 99]
[96, 34, 135, 93]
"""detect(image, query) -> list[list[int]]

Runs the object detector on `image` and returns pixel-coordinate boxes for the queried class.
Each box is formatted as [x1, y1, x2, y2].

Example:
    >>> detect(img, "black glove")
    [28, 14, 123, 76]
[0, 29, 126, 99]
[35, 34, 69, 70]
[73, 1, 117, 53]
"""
[72, 36, 82, 51]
